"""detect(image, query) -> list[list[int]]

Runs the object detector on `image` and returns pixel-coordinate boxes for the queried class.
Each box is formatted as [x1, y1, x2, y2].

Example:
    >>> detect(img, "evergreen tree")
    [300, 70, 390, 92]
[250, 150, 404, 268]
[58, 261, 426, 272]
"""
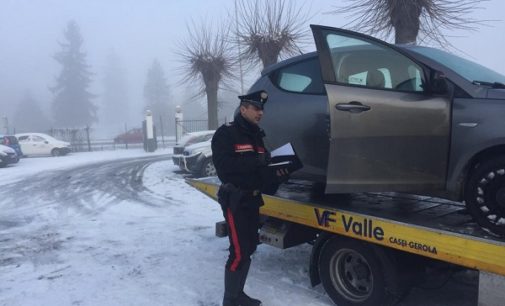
[143, 59, 172, 133]
[13, 93, 51, 133]
[51, 20, 96, 127]
[101, 51, 129, 129]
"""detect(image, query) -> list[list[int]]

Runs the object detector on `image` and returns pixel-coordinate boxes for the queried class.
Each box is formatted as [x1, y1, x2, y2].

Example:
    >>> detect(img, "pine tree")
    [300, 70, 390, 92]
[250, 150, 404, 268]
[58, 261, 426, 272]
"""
[13, 93, 51, 133]
[143, 59, 172, 133]
[51, 20, 96, 127]
[101, 51, 129, 129]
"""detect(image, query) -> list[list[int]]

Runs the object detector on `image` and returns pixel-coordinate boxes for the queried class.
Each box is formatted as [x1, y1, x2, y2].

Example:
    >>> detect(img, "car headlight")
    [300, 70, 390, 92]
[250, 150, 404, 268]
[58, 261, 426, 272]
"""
[0, 151, 6, 157]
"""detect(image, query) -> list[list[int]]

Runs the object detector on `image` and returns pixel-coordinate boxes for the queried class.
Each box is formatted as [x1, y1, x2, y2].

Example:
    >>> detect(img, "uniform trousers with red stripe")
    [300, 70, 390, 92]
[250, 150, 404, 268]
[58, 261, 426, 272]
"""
[223, 204, 260, 272]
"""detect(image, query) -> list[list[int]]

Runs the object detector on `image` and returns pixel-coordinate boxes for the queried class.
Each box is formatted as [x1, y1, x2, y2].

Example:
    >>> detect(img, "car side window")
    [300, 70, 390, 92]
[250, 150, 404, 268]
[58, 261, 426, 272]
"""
[18, 136, 29, 142]
[32, 136, 45, 142]
[272, 57, 325, 94]
[325, 33, 424, 92]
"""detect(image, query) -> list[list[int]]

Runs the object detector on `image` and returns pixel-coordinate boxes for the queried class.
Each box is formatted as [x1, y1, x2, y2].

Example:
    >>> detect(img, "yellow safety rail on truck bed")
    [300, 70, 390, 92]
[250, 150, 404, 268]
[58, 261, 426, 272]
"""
[188, 179, 505, 276]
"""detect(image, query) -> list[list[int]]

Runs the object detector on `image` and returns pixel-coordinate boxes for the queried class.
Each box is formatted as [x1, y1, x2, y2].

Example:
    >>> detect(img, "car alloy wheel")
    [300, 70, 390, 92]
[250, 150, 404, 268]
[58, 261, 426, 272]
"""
[201, 158, 216, 177]
[465, 157, 505, 236]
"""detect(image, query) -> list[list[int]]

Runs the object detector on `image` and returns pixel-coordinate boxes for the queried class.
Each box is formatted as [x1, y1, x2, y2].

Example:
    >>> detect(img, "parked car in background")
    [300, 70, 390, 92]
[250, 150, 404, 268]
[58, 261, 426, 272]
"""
[15, 133, 71, 157]
[248, 25, 505, 235]
[0, 134, 23, 157]
[179, 140, 215, 177]
[172, 130, 215, 168]
[0, 144, 19, 167]
[114, 128, 143, 144]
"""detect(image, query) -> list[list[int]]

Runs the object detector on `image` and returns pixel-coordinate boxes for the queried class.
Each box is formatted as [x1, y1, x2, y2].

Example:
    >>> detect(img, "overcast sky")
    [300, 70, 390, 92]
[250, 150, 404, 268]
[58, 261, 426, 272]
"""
[1, 0, 504, 132]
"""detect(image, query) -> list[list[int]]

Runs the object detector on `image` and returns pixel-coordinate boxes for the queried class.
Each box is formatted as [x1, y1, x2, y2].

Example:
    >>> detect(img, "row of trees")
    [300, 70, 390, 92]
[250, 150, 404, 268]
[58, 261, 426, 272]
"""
[16, 0, 486, 133]
[180, 0, 486, 130]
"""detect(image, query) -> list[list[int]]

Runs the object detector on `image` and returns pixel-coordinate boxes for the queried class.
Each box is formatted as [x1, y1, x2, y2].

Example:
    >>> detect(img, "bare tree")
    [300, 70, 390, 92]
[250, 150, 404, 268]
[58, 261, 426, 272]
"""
[329, 0, 487, 46]
[178, 22, 234, 130]
[235, 0, 310, 69]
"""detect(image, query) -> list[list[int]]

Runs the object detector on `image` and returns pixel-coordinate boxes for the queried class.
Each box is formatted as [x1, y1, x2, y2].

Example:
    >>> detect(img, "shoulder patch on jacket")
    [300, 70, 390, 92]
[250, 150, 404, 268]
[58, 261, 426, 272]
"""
[234, 144, 254, 152]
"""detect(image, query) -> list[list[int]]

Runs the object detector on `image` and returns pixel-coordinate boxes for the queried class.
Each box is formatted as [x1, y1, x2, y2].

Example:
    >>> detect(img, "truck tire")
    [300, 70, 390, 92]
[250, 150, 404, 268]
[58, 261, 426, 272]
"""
[318, 236, 406, 306]
[465, 157, 505, 236]
[200, 158, 216, 177]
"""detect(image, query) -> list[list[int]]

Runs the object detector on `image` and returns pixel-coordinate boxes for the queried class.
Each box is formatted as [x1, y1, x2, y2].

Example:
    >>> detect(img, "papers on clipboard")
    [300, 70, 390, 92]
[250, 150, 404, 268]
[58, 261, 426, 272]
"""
[267, 142, 303, 172]
[270, 143, 295, 158]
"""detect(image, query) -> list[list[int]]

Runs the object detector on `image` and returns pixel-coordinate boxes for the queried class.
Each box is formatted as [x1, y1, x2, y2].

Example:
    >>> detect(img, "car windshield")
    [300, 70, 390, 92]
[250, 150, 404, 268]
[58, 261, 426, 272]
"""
[408, 46, 505, 84]
[179, 132, 214, 146]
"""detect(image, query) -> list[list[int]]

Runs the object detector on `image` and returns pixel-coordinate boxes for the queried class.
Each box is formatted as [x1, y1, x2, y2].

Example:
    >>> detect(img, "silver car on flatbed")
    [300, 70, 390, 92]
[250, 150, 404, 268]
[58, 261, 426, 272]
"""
[249, 25, 505, 235]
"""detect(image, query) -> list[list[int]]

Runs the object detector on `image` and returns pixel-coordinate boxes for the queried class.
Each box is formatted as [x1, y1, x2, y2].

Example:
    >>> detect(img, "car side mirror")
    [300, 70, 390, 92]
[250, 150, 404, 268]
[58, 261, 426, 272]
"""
[431, 72, 448, 95]
[44, 141, 49, 144]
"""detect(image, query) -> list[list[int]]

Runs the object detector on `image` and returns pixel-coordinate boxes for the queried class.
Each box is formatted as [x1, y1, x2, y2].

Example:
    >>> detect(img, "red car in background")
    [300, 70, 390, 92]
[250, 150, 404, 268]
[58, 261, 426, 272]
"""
[114, 128, 143, 144]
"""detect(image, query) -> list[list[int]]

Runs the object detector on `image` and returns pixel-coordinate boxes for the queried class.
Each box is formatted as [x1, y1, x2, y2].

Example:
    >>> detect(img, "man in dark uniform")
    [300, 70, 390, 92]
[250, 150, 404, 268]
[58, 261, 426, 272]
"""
[212, 90, 288, 306]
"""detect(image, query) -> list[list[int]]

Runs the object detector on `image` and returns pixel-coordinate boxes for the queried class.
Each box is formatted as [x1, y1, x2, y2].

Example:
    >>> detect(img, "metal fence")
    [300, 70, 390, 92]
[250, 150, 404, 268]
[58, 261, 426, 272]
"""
[47, 127, 176, 152]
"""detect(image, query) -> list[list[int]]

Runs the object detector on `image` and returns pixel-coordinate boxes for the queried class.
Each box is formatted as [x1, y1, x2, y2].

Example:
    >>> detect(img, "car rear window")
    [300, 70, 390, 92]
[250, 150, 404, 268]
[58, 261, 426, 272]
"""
[271, 57, 325, 94]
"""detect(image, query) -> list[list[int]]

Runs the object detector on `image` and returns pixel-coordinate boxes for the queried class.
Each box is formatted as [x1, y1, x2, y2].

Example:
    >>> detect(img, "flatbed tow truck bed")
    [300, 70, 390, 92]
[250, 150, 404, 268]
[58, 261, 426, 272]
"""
[188, 177, 505, 306]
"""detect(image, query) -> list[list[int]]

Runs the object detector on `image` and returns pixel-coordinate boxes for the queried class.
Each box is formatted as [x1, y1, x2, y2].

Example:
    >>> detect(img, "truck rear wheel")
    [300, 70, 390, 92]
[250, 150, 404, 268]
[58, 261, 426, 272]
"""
[465, 157, 505, 236]
[319, 236, 406, 306]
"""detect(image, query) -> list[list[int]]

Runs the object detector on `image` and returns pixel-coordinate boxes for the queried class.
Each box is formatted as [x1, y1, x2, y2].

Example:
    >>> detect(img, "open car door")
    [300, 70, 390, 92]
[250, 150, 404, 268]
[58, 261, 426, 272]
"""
[311, 25, 451, 193]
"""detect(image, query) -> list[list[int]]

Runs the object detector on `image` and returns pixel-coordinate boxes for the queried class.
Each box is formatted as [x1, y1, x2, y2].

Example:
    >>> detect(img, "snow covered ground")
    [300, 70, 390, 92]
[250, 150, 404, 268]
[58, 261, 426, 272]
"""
[0, 149, 477, 306]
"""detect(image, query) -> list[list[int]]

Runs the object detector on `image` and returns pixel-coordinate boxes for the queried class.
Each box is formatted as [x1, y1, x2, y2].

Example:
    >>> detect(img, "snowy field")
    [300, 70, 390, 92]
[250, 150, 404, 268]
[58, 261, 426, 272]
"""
[0, 149, 476, 306]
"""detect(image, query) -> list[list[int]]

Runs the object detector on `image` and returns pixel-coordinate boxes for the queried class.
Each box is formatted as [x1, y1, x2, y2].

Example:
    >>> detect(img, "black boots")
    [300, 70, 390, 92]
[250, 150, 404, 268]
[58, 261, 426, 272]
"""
[237, 292, 262, 306]
[223, 268, 243, 306]
[223, 261, 262, 306]
[237, 260, 261, 306]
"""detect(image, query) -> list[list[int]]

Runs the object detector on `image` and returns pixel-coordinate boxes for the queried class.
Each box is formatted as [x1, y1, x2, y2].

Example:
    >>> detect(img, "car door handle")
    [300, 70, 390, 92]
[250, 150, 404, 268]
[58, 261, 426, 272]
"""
[335, 102, 371, 113]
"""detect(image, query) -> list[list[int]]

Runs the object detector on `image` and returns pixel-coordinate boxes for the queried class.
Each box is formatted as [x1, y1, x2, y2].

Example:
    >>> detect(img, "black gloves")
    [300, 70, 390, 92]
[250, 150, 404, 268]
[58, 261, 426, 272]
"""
[257, 152, 271, 167]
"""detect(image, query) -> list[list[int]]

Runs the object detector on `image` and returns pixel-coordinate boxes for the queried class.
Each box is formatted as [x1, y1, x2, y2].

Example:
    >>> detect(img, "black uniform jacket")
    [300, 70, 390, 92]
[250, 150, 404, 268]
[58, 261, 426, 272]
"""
[211, 113, 268, 201]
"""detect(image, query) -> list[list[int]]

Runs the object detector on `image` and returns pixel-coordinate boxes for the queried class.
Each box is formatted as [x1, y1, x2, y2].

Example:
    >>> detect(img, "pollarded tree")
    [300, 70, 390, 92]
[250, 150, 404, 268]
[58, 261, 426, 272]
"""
[178, 22, 234, 130]
[51, 20, 96, 127]
[235, 0, 310, 69]
[329, 0, 487, 46]
[143, 59, 172, 131]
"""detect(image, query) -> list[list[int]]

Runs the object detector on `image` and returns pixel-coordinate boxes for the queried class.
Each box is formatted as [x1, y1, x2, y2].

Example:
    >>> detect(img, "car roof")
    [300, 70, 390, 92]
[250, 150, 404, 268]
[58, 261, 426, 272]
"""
[185, 130, 215, 136]
[261, 51, 318, 76]
[15, 132, 48, 137]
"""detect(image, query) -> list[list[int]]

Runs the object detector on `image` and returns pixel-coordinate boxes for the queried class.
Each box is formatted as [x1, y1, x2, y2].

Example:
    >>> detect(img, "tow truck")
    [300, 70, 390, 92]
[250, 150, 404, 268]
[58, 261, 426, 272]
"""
[188, 177, 505, 306]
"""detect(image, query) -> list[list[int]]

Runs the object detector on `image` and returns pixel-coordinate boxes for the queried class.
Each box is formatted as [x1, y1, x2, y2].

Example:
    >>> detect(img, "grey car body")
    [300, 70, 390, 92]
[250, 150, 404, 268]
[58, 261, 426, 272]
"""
[249, 25, 505, 235]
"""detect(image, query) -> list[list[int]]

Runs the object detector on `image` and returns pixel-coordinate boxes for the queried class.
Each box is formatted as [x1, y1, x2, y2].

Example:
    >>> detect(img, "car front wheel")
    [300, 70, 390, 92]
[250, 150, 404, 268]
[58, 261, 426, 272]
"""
[465, 157, 505, 236]
[51, 148, 61, 156]
[200, 158, 216, 177]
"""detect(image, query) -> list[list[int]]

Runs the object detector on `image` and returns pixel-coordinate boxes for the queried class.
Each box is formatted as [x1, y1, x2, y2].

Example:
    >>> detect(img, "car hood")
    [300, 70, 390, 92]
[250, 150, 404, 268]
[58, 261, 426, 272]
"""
[487, 88, 505, 100]
[185, 140, 211, 152]
[0, 144, 15, 154]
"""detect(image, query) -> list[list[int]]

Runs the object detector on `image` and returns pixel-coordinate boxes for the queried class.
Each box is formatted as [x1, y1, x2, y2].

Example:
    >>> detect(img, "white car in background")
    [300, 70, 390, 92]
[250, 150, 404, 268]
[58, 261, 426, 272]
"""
[15, 133, 72, 157]
[180, 139, 215, 177]
[172, 130, 215, 169]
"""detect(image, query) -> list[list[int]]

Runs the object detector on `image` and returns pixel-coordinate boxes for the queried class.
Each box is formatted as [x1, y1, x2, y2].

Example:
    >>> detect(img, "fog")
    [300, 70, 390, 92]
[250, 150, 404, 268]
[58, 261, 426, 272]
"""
[1, 0, 504, 138]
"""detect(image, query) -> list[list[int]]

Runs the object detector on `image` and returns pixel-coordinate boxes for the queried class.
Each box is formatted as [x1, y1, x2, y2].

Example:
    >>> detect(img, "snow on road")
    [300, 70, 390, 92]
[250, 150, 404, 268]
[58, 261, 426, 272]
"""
[0, 149, 476, 306]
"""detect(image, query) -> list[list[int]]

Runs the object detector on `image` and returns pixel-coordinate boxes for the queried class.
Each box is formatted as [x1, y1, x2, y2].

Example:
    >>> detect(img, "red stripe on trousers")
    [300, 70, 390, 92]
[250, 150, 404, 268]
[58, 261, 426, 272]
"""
[227, 208, 242, 271]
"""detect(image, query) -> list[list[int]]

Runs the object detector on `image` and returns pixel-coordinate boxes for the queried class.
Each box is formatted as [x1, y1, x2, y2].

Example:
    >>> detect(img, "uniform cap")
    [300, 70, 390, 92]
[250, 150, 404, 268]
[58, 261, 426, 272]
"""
[238, 90, 268, 110]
